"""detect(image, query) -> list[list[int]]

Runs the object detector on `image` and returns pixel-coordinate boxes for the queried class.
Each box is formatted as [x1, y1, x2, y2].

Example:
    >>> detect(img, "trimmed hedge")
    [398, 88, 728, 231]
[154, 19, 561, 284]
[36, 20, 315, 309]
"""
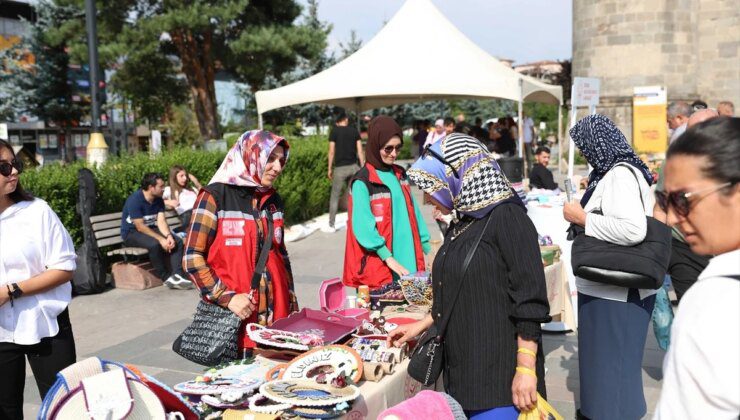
[20, 136, 332, 247]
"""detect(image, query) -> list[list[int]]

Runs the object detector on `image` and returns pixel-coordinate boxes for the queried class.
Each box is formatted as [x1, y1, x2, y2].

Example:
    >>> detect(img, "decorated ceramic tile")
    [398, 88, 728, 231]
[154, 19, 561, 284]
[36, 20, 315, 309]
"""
[173, 377, 262, 396]
[246, 323, 324, 351]
[279, 345, 363, 383]
[259, 380, 360, 407]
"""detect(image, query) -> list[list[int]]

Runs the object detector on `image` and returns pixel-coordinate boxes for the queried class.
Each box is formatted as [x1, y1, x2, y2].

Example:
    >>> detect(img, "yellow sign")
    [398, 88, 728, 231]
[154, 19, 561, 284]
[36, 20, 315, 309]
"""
[633, 86, 668, 153]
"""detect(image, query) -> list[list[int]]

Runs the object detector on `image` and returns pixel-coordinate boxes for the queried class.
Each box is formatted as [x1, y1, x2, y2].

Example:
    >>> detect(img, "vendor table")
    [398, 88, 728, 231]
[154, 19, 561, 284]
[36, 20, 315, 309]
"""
[543, 262, 576, 332]
[527, 198, 578, 330]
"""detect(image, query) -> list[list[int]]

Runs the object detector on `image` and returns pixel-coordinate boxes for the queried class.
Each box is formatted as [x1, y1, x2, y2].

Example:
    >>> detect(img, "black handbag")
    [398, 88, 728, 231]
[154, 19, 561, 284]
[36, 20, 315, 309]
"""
[569, 165, 671, 289]
[407, 211, 493, 386]
[173, 211, 274, 366]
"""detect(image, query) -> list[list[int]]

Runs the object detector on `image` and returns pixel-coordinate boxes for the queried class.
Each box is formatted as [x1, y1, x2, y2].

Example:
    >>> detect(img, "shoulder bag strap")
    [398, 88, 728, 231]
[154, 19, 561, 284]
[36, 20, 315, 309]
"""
[616, 163, 647, 211]
[250, 209, 274, 290]
[434, 210, 495, 341]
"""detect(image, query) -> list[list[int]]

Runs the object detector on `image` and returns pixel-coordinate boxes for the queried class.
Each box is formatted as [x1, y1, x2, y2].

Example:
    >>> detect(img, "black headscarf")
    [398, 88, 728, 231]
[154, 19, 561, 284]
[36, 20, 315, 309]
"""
[570, 114, 652, 206]
[366, 116, 403, 170]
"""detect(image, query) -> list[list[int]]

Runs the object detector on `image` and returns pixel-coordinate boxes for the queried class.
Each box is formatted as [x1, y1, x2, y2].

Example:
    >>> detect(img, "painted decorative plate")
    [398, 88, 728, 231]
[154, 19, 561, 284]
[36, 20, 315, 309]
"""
[279, 345, 363, 383]
[246, 323, 323, 351]
[173, 378, 262, 396]
[247, 393, 292, 414]
[287, 403, 351, 419]
[259, 380, 360, 407]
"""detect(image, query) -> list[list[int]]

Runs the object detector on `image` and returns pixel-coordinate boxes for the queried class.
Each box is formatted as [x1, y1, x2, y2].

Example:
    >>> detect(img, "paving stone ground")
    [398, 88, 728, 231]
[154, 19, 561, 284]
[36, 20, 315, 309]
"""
[22, 163, 665, 419]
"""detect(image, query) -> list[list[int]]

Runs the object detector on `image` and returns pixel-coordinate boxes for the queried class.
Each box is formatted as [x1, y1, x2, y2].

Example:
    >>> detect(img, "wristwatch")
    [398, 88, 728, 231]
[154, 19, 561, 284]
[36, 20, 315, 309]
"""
[9, 283, 23, 299]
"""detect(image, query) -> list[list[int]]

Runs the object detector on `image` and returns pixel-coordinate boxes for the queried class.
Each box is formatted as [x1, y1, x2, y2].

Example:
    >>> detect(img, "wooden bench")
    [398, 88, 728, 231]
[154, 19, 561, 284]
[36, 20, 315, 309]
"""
[91, 210, 183, 290]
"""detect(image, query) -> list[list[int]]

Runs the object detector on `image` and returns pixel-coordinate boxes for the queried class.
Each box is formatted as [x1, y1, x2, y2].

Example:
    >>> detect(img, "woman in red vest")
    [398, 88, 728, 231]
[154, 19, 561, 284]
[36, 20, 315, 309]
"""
[343, 116, 431, 289]
[183, 130, 298, 352]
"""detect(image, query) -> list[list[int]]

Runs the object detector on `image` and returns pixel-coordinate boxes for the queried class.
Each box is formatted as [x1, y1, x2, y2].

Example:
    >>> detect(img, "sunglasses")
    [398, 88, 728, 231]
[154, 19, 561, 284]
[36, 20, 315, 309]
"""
[0, 159, 23, 177]
[422, 144, 459, 178]
[655, 182, 733, 217]
[382, 144, 403, 155]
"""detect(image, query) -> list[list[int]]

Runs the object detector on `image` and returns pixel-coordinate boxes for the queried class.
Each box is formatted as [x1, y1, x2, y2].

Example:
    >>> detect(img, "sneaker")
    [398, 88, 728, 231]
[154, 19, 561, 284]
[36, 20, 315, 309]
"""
[321, 225, 337, 233]
[164, 274, 194, 290]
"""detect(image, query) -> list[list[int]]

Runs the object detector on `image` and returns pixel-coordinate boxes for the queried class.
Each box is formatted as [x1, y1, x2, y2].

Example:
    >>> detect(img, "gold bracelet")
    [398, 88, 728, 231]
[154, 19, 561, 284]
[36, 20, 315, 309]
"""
[516, 366, 537, 378]
[517, 348, 537, 358]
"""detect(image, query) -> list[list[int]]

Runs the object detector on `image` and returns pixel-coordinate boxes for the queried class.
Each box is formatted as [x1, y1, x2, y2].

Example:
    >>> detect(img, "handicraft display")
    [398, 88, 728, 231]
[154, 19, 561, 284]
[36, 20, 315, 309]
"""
[277, 345, 364, 383]
[258, 380, 360, 407]
[399, 271, 433, 306]
[246, 324, 324, 351]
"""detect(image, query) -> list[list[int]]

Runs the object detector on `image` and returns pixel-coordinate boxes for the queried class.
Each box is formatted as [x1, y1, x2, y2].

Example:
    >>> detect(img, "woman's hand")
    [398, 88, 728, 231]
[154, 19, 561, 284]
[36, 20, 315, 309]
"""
[512, 370, 538, 412]
[385, 257, 410, 277]
[164, 199, 179, 208]
[227, 293, 257, 320]
[386, 317, 431, 347]
[563, 201, 587, 226]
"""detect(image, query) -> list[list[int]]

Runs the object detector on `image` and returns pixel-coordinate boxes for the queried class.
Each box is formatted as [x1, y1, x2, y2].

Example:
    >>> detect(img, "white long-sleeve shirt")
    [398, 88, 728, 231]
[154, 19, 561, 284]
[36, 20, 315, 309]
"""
[576, 164, 658, 302]
[0, 198, 76, 345]
[654, 250, 740, 419]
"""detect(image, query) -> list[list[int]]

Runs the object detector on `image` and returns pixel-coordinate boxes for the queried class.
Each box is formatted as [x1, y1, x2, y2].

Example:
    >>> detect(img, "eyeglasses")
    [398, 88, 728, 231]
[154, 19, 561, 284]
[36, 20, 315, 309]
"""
[655, 182, 733, 217]
[382, 144, 403, 155]
[422, 144, 459, 178]
[0, 159, 23, 177]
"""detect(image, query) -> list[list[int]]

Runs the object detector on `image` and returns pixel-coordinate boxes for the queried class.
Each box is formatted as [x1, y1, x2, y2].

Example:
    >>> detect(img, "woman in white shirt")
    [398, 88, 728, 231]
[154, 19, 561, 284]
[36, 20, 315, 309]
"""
[0, 140, 77, 419]
[563, 115, 657, 420]
[654, 117, 739, 419]
[163, 165, 202, 229]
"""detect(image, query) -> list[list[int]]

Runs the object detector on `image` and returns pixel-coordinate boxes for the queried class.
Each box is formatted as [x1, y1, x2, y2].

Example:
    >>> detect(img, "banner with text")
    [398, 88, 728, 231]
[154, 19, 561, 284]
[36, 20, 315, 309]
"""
[633, 86, 667, 153]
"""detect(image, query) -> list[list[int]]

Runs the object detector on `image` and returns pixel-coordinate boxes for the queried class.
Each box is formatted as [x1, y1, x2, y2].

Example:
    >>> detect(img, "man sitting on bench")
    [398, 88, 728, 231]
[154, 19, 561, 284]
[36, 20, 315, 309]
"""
[121, 172, 193, 289]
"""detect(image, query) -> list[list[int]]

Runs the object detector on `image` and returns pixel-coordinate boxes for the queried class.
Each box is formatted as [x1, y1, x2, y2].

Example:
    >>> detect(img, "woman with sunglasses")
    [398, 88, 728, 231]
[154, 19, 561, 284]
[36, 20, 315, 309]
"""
[183, 130, 299, 354]
[343, 116, 431, 289]
[0, 140, 77, 418]
[389, 133, 550, 418]
[562, 115, 657, 420]
[654, 117, 740, 418]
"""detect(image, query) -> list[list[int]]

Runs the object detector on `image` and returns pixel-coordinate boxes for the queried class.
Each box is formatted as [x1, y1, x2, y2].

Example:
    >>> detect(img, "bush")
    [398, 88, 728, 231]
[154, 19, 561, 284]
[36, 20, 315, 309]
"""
[20, 136, 333, 247]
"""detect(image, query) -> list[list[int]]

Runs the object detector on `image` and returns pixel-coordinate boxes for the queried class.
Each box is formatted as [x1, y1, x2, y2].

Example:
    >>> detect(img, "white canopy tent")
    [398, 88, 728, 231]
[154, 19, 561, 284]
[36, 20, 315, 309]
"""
[255, 0, 563, 157]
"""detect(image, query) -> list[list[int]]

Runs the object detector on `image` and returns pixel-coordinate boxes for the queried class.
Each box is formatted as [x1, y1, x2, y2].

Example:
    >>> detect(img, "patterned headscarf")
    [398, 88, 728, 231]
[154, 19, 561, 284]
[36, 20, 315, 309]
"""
[408, 133, 521, 219]
[209, 130, 289, 191]
[570, 114, 652, 206]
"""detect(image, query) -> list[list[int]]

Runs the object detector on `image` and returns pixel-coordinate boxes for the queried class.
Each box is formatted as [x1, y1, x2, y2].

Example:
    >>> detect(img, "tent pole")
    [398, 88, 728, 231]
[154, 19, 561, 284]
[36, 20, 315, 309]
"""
[517, 79, 524, 160]
[258, 113, 264, 130]
[558, 104, 564, 174]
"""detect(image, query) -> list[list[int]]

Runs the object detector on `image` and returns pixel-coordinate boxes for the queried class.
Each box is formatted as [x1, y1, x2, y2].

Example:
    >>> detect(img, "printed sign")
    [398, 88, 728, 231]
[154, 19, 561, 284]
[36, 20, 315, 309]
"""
[633, 86, 668, 153]
[572, 77, 600, 107]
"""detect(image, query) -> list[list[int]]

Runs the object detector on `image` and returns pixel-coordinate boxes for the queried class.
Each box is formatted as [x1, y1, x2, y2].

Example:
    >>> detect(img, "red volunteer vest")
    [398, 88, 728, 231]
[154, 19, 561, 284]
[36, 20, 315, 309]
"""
[343, 164, 425, 289]
[203, 183, 295, 348]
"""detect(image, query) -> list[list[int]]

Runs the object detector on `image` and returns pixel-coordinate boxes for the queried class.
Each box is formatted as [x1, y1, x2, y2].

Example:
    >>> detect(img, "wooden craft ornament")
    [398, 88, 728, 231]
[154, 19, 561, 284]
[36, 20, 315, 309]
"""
[278, 345, 364, 383]
[258, 380, 360, 407]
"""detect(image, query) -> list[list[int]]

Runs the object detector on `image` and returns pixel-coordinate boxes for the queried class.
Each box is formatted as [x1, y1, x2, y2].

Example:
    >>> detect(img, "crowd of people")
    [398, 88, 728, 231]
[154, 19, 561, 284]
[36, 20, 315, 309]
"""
[0, 99, 737, 418]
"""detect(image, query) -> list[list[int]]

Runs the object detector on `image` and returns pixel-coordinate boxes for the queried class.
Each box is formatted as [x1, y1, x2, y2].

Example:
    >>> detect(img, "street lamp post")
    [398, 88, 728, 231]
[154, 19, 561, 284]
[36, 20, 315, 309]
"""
[84, 0, 108, 166]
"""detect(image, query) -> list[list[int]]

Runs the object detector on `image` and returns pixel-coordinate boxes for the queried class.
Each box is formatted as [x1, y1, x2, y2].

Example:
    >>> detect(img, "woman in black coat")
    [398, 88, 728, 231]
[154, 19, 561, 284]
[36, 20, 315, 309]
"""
[390, 134, 551, 419]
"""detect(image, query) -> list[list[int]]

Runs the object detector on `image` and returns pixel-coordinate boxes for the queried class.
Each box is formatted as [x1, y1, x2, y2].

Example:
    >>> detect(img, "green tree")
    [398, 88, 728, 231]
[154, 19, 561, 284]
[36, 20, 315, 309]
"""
[53, 0, 327, 142]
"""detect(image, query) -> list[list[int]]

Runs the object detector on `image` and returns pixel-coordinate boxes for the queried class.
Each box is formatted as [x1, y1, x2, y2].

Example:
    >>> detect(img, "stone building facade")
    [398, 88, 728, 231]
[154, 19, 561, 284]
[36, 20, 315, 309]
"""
[572, 0, 739, 143]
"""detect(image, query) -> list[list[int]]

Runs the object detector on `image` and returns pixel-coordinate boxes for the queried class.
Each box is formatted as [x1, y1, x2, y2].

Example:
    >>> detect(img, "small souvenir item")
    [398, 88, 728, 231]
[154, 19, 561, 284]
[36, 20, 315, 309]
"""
[399, 272, 433, 306]
[279, 345, 364, 383]
[259, 380, 360, 407]
[246, 324, 324, 351]
[200, 389, 250, 409]
[247, 393, 292, 414]
[211, 358, 277, 383]
[174, 378, 262, 396]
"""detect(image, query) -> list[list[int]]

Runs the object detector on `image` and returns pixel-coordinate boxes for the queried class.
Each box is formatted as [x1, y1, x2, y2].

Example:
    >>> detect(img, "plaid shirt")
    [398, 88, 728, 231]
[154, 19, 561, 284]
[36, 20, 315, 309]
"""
[183, 190, 236, 307]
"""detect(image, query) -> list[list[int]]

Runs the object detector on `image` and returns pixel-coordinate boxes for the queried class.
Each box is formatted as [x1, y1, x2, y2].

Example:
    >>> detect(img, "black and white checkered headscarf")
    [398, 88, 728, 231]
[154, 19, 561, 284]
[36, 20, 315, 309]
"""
[408, 133, 522, 218]
[570, 114, 652, 206]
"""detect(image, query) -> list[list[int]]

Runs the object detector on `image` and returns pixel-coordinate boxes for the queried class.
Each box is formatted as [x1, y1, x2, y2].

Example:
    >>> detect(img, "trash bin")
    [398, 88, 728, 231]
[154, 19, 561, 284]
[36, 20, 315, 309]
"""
[497, 156, 524, 182]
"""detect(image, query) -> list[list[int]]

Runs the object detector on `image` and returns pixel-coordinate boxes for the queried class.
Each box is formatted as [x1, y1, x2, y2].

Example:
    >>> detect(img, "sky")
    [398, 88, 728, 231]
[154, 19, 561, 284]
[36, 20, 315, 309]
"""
[298, 0, 573, 65]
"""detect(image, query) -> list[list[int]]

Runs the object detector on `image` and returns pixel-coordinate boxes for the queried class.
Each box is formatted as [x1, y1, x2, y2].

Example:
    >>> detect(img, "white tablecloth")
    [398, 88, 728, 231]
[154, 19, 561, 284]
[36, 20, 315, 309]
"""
[527, 199, 578, 328]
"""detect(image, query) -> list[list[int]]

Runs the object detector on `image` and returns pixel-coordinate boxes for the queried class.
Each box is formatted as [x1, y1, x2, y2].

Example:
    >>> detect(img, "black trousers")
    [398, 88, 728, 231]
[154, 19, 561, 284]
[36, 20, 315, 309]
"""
[0, 309, 76, 420]
[123, 228, 185, 280]
[668, 237, 710, 301]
